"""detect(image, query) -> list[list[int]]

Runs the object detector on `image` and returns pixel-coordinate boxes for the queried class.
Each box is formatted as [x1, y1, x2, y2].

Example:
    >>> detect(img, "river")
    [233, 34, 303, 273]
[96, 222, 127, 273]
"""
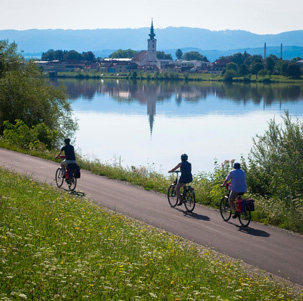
[51, 79, 303, 175]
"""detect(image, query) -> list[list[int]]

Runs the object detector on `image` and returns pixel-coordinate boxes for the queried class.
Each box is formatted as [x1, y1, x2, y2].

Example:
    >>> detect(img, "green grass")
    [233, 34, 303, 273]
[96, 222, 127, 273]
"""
[0, 168, 302, 300]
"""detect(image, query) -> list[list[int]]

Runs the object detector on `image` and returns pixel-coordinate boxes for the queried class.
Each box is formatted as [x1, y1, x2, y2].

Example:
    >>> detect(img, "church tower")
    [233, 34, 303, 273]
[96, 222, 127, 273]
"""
[147, 19, 158, 64]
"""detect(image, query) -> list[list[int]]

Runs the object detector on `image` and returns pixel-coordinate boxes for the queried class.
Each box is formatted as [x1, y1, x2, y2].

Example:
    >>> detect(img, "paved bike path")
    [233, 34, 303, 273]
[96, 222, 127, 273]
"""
[1, 148, 303, 287]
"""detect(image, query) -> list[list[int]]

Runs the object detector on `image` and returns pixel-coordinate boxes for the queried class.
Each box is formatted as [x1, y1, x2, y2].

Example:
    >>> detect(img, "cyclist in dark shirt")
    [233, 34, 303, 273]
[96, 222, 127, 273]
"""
[169, 153, 193, 206]
[56, 138, 77, 176]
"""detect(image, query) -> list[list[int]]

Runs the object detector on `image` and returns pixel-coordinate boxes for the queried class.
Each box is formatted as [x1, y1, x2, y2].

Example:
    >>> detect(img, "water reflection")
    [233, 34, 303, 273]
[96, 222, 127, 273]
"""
[51, 79, 303, 174]
[51, 78, 303, 106]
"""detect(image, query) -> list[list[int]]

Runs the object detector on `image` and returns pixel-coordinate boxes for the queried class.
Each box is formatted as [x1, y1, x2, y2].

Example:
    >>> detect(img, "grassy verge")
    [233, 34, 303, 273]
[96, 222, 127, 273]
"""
[0, 168, 302, 300]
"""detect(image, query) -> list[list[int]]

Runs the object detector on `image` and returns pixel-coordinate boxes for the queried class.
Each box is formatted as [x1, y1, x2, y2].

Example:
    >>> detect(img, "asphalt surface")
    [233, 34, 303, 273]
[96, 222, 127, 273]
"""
[1, 147, 303, 287]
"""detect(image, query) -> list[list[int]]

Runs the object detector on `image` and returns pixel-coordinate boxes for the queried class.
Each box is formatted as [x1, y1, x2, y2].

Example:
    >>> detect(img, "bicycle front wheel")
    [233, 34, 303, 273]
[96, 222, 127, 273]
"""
[220, 196, 232, 221]
[239, 204, 251, 227]
[55, 168, 64, 188]
[184, 190, 196, 212]
[167, 185, 178, 207]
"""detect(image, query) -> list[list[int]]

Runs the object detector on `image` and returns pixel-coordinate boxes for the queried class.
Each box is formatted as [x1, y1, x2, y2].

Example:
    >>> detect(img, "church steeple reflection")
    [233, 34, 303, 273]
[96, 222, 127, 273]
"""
[147, 95, 156, 135]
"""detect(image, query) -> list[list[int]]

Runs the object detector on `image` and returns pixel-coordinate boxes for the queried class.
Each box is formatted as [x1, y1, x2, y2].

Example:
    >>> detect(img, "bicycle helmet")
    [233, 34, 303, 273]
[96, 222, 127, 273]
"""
[181, 153, 188, 162]
[233, 162, 241, 169]
[64, 138, 71, 144]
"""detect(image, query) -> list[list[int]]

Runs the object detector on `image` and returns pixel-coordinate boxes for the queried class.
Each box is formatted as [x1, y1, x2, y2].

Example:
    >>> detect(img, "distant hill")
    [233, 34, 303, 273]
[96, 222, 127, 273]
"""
[1, 28, 303, 62]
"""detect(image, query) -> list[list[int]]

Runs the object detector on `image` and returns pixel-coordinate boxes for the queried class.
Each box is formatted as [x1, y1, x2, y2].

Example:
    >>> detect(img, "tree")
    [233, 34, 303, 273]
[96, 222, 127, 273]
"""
[0, 41, 77, 146]
[175, 49, 183, 60]
[109, 49, 138, 58]
[63, 50, 81, 61]
[0, 41, 22, 78]
[82, 51, 95, 61]
[252, 62, 264, 75]
[265, 56, 276, 74]
[275, 60, 289, 76]
[156, 51, 172, 60]
[238, 64, 249, 76]
[223, 70, 237, 81]
[182, 51, 209, 62]
[41, 49, 55, 61]
[287, 63, 301, 79]
[225, 62, 238, 72]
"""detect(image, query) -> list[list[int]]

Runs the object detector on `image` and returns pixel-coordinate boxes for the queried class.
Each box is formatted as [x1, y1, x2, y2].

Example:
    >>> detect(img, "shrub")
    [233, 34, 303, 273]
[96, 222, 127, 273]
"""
[248, 111, 303, 202]
[3, 119, 58, 150]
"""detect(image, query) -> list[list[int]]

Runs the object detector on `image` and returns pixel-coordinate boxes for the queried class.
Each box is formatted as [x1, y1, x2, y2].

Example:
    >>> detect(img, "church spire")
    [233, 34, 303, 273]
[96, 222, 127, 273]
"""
[149, 19, 156, 40]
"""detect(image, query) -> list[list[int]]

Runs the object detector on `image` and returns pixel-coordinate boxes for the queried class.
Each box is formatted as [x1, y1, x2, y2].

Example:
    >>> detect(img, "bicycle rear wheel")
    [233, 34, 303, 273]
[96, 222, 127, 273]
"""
[184, 190, 196, 212]
[167, 185, 178, 207]
[220, 196, 232, 221]
[239, 204, 251, 227]
[67, 177, 77, 191]
[55, 168, 64, 188]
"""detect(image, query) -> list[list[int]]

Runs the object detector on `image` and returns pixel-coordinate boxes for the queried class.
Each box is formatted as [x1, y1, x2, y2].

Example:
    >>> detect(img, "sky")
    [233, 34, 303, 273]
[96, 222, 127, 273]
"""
[1, 0, 302, 35]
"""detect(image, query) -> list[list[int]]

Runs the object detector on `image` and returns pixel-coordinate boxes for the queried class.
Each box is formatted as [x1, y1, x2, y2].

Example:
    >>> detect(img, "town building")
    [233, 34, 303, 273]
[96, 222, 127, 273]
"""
[132, 19, 161, 70]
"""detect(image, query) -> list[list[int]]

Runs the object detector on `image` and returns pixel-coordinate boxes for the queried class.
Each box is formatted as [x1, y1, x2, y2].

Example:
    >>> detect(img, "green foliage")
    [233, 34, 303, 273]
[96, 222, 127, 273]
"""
[0, 41, 77, 144]
[3, 119, 58, 150]
[265, 56, 277, 74]
[238, 64, 249, 76]
[41, 49, 96, 61]
[248, 111, 303, 201]
[251, 62, 264, 75]
[223, 69, 237, 81]
[156, 51, 172, 60]
[287, 63, 301, 79]
[109, 49, 138, 58]
[0, 41, 22, 78]
[175, 48, 183, 60]
[183, 51, 209, 62]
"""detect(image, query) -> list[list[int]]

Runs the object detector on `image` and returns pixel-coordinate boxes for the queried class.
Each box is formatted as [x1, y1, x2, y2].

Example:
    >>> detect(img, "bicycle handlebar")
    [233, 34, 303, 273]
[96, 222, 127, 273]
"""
[168, 170, 180, 173]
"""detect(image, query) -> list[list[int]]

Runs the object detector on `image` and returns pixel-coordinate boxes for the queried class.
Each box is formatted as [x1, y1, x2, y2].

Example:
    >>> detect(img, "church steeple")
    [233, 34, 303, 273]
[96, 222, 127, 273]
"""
[149, 19, 156, 40]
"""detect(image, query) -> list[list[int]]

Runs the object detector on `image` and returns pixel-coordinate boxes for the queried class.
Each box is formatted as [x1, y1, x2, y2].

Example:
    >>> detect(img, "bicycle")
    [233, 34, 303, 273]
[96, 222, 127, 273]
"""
[220, 183, 253, 227]
[167, 171, 196, 212]
[55, 156, 78, 191]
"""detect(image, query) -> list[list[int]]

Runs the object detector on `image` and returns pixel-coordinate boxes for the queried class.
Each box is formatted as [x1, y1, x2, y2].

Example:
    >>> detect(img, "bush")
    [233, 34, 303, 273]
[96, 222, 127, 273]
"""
[248, 111, 303, 202]
[3, 119, 58, 150]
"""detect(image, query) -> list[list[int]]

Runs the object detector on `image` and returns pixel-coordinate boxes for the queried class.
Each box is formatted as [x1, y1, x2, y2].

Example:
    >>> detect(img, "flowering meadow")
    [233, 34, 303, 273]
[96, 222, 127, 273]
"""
[0, 168, 302, 300]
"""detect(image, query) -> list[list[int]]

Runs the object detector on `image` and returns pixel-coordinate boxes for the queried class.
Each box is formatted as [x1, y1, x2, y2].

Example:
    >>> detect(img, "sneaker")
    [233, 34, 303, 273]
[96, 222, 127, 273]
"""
[232, 212, 240, 219]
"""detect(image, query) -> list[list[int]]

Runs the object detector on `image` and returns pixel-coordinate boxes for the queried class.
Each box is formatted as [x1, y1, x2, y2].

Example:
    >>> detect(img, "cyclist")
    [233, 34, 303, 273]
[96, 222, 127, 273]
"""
[169, 153, 193, 206]
[56, 138, 77, 177]
[221, 162, 247, 218]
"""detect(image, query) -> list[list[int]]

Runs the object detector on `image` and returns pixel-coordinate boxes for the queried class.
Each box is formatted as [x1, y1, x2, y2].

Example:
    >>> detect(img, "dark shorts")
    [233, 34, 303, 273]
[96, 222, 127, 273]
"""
[229, 190, 245, 201]
[179, 176, 192, 184]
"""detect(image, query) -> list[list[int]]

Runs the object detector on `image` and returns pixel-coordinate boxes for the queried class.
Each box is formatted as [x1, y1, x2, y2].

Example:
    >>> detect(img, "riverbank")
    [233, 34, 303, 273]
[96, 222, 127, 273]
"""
[48, 71, 303, 84]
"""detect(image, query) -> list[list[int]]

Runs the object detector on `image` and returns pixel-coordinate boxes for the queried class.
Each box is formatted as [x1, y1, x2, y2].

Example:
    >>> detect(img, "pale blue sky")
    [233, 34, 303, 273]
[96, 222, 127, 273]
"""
[1, 0, 302, 34]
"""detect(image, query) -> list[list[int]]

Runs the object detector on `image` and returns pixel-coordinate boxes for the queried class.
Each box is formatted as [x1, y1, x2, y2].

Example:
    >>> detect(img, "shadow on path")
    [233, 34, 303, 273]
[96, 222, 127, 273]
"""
[68, 190, 86, 197]
[237, 225, 270, 237]
[176, 208, 210, 221]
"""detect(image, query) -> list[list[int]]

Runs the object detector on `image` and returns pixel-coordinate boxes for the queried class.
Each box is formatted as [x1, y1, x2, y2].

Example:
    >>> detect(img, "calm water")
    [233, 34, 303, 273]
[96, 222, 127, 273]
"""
[52, 79, 303, 175]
